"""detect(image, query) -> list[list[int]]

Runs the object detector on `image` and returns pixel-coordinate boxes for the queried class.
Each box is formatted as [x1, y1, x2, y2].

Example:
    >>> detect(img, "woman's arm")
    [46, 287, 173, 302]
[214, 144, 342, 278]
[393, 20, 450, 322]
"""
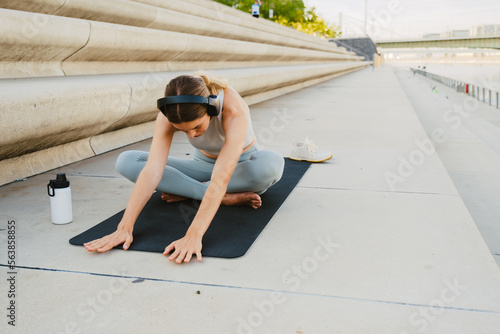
[118, 114, 175, 231]
[85, 113, 175, 252]
[163, 87, 249, 263]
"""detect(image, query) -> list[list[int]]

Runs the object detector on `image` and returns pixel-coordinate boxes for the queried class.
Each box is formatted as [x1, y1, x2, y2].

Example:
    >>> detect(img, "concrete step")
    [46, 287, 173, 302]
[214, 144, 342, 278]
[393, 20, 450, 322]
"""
[0, 0, 344, 54]
[136, 0, 343, 52]
[0, 8, 361, 79]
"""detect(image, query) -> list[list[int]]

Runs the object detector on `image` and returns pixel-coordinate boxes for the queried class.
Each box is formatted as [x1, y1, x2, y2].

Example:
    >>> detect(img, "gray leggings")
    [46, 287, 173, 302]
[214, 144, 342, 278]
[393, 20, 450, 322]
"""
[115, 146, 285, 200]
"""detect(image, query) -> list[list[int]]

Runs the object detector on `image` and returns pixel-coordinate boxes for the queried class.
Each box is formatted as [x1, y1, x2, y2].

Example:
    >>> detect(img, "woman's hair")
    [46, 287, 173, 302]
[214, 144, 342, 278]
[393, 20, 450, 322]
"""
[163, 72, 229, 123]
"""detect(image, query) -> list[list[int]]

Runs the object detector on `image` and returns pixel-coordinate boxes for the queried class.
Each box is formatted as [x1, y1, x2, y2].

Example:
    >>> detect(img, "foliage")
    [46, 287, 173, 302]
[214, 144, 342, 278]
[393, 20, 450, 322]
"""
[213, 0, 341, 38]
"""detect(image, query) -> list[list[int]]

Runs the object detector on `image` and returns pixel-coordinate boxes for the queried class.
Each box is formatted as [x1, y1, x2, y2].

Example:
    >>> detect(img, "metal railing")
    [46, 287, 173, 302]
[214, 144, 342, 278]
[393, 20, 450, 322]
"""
[330, 39, 374, 61]
[411, 68, 500, 109]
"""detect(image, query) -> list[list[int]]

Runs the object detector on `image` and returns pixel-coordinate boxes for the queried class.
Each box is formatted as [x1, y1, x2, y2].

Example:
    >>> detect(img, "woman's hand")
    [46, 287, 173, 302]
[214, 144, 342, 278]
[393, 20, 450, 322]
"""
[163, 234, 203, 264]
[84, 229, 134, 253]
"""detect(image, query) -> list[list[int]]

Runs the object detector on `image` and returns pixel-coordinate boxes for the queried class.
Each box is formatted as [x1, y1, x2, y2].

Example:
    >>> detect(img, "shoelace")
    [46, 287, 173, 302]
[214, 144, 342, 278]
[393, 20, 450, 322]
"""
[305, 140, 318, 153]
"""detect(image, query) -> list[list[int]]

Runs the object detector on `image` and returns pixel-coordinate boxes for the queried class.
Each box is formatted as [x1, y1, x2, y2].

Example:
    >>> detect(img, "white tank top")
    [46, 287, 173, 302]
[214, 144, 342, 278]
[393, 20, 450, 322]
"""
[187, 89, 256, 155]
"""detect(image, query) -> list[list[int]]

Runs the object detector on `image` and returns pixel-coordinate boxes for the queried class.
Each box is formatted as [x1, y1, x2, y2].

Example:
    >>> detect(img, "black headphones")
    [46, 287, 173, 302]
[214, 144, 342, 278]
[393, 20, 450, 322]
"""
[157, 95, 220, 117]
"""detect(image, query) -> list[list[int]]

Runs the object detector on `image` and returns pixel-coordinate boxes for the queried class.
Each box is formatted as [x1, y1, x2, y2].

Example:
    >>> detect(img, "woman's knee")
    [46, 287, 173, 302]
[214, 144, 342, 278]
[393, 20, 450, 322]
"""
[254, 150, 284, 177]
[269, 153, 285, 186]
[115, 150, 148, 181]
[249, 150, 285, 188]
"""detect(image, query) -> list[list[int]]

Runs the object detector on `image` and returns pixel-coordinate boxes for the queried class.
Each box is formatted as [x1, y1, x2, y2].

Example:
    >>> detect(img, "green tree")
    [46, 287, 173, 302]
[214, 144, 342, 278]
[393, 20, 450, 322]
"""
[293, 6, 340, 38]
[213, 0, 340, 38]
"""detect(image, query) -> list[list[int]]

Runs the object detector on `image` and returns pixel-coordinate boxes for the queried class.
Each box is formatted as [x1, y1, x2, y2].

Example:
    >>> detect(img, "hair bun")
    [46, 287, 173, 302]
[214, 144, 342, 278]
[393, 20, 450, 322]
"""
[194, 72, 209, 86]
[194, 71, 228, 95]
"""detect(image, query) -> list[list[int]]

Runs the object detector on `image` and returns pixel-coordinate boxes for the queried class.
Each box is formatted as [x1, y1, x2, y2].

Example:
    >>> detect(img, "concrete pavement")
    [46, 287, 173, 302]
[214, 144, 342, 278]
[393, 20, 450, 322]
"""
[394, 66, 500, 267]
[1, 65, 500, 333]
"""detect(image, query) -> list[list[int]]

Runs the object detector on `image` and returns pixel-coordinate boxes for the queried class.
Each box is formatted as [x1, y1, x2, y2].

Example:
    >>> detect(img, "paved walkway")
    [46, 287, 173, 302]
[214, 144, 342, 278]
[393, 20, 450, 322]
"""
[394, 67, 500, 267]
[1, 66, 499, 333]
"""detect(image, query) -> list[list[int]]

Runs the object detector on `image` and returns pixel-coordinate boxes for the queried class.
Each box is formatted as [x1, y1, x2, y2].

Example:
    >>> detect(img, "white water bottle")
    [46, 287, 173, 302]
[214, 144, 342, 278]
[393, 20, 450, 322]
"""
[47, 173, 73, 224]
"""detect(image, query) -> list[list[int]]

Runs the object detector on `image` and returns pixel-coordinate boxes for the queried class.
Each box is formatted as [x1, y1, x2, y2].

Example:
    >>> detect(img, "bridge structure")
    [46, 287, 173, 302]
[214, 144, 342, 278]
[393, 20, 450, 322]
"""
[376, 35, 500, 50]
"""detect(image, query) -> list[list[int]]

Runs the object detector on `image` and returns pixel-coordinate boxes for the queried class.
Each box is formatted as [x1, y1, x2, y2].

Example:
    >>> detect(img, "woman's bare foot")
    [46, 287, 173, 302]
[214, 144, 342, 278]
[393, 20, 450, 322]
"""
[161, 192, 188, 202]
[222, 192, 262, 209]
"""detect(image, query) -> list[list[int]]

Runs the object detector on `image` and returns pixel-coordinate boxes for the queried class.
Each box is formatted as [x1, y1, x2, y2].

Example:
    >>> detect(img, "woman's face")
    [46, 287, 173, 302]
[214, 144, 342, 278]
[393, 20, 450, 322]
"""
[171, 114, 210, 138]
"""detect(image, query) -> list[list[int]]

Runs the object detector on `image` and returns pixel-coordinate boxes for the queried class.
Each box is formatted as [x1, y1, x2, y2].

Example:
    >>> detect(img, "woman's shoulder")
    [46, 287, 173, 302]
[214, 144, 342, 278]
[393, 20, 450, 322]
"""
[222, 87, 249, 116]
[221, 87, 245, 111]
[220, 87, 250, 124]
[222, 86, 240, 99]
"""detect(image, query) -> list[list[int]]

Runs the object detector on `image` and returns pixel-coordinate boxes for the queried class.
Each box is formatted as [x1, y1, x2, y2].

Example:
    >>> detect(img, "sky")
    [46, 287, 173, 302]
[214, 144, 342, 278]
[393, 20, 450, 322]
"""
[304, 0, 500, 41]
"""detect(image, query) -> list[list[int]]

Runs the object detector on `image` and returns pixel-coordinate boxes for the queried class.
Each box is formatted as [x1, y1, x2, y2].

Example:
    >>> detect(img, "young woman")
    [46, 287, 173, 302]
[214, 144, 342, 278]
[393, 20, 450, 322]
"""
[84, 73, 285, 264]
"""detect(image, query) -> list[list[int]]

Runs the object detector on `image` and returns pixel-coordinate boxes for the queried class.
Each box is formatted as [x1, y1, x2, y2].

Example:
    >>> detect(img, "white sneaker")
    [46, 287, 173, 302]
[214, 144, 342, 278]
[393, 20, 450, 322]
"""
[289, 137, 333, 162]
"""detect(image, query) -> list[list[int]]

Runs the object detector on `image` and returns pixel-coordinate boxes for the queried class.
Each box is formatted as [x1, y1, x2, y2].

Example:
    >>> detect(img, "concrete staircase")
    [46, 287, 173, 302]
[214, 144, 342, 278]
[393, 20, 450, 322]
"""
[0, 0, 368, 185]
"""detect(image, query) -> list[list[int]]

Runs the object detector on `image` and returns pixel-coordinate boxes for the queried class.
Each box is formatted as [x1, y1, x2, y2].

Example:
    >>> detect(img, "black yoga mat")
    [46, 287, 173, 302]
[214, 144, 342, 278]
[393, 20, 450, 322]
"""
[70, 158, 311, 258]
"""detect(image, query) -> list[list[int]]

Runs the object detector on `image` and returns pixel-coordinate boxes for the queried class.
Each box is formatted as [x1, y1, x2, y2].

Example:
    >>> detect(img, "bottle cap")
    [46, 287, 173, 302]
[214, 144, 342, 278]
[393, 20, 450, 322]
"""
[48, 173, 69, 189]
